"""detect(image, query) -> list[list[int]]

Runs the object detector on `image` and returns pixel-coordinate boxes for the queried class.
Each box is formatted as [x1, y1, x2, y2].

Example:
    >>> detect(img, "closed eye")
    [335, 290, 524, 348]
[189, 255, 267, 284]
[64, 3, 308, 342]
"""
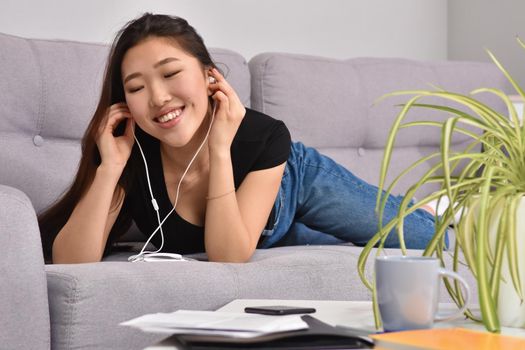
[164, 70, 181, 78]
[128, 86, 143, 93]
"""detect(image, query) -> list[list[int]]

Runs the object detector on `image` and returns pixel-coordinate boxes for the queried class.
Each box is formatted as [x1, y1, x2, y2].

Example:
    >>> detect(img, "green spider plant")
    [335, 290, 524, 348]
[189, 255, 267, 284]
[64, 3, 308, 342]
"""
[357, 40, 525, 333]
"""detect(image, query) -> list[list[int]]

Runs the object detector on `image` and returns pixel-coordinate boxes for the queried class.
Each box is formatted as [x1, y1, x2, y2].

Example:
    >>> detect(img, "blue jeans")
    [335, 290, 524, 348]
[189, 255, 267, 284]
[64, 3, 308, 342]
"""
[258, 142, 437, 249]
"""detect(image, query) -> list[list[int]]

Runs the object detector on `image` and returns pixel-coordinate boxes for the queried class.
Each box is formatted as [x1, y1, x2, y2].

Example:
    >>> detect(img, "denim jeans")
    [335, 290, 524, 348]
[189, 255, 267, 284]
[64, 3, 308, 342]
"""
[258, 142, 437, 249]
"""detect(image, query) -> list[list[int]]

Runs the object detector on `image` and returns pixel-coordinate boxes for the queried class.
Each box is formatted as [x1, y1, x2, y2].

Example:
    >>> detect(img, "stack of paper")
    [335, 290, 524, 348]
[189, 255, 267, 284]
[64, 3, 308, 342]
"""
[120, 310, 308, 338]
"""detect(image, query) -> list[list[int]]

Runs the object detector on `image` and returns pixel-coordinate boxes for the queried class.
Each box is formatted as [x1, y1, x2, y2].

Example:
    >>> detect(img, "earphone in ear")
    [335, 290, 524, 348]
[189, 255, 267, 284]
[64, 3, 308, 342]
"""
[208, 76, 217, 84]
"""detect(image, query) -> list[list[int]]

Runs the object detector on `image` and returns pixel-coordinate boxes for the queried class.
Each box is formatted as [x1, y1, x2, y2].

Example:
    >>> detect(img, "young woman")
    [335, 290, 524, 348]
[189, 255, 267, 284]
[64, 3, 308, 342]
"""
[38, 13, 437, 264]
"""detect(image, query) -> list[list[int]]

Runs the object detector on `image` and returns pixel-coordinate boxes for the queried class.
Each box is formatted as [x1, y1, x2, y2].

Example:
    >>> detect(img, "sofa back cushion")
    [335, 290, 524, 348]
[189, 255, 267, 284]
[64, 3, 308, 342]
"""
[249, 53, 510, 197]
[0, 32, 250, 213]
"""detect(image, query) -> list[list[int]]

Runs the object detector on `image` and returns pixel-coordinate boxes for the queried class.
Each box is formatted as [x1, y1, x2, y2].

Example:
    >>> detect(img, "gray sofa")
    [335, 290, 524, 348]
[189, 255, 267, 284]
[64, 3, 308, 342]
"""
[0, 32, 509, 350]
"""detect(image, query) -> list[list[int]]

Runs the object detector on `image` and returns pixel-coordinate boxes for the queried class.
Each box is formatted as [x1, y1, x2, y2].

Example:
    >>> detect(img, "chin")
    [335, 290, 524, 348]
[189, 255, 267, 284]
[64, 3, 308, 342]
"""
[161, 129, 199, 149]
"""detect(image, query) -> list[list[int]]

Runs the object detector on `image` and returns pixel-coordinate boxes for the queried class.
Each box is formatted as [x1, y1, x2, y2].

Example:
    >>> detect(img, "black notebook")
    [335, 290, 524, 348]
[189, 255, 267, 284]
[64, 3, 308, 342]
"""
[167, 315, 374, 350]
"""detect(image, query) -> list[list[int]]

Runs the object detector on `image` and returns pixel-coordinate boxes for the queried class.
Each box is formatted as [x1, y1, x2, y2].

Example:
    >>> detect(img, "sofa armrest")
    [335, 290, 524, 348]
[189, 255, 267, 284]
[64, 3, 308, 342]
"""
[0, 185, 50, 349]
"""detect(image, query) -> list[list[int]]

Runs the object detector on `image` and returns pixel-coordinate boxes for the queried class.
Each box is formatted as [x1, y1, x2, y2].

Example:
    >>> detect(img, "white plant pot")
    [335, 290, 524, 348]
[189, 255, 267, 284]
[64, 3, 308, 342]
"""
[488, 196, 525, 328]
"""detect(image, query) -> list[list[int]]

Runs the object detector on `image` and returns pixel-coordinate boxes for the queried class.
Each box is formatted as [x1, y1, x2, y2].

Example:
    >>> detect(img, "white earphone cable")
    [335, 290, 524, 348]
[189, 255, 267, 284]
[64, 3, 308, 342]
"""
[130, 133, 166, 259]
[128, 102, 216, 262]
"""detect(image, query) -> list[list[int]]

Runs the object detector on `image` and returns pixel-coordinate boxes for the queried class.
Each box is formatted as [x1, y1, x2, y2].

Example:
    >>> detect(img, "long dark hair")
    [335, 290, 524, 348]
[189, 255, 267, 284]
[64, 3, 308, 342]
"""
[38, 13, 217, 262]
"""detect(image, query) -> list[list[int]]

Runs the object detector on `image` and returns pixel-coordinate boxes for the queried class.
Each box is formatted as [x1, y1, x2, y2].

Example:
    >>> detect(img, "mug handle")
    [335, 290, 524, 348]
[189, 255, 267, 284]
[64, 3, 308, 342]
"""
[434, 268, 471, 322]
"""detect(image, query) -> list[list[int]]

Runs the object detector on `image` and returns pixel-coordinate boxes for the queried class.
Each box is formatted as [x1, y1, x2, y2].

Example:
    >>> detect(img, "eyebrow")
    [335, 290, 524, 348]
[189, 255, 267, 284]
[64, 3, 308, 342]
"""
[123, 57, 180, 84]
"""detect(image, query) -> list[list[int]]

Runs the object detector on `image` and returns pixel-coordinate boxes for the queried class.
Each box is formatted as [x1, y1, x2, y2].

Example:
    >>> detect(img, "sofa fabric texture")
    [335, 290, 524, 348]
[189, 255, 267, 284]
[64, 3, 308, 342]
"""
[0, 32, 510, 350]
[0, 185, 50, 349]
[0, 32, 250, 215]
[249, 53, 507, 197]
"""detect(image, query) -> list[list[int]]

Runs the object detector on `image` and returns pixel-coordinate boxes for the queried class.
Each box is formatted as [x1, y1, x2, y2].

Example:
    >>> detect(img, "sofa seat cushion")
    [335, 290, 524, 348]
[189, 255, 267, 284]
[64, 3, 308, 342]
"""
[45, 245, 476, 350]
[46, 245, 369, 350]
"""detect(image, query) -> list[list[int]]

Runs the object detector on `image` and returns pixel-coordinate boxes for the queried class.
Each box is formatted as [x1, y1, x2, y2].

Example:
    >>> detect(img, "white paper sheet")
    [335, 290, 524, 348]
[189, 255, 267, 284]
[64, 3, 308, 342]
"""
[120, 310, 309, 337]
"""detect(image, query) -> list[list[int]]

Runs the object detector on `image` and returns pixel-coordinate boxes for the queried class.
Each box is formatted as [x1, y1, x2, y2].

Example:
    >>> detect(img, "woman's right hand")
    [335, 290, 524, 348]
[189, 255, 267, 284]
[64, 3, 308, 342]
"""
[96, 102, 135, 171]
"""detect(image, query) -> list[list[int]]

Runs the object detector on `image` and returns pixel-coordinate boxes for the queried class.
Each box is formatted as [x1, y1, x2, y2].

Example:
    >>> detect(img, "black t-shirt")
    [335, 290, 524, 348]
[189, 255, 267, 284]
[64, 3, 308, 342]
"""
[124, 108, 291, 254]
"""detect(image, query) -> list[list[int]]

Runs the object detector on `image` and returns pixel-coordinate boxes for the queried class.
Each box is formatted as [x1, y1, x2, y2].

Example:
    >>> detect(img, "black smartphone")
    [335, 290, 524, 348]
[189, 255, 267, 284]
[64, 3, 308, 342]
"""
[244, 305, 316, 315]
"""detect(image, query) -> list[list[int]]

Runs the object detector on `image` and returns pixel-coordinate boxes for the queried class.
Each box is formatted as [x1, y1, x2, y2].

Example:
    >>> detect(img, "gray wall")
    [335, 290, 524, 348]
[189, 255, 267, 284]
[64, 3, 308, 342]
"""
[3, 0, 522, 87]
[448, 0, 525, 87]
[0, 0, 447, 61]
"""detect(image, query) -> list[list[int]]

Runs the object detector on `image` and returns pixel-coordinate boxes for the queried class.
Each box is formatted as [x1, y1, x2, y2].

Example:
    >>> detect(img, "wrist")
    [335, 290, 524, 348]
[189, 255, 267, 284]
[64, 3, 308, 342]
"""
[209, 148, 231, 163]
[96, 164, 124, 180]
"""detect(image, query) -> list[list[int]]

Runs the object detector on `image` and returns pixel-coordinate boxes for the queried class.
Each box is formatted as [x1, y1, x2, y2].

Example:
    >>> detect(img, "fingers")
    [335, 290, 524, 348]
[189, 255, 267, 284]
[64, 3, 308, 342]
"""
[211, 90, 230, 114]
[98, 103, 133, 138]
[123, 118, 136, 145]
[208, 68, 227, 88]
[208, 68, 245, 117]
[208, 68, 237, 101]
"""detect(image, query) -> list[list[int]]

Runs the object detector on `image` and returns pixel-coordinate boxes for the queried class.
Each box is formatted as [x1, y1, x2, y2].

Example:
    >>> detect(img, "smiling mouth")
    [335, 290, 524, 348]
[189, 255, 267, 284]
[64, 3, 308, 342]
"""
[155, 107, 184, 123]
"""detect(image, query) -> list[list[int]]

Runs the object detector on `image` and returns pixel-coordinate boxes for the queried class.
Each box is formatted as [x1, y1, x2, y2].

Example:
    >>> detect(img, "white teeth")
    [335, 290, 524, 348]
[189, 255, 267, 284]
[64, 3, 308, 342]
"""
[157, 109, 182, 123]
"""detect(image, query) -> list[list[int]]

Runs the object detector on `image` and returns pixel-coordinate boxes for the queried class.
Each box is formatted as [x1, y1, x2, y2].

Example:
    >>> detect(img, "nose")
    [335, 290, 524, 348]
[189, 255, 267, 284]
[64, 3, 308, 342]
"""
[149, 81, 172, 107]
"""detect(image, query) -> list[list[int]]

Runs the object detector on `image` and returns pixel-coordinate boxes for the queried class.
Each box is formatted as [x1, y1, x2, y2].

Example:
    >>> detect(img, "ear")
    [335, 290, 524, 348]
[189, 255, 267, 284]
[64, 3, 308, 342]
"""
[205, 69, 216, 96]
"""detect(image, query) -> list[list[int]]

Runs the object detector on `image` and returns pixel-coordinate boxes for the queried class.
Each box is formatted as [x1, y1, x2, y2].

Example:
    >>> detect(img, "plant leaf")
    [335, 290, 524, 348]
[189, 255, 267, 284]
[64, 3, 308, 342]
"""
[505, 194, 524, 301]
[486, 49, 525, 102]
[376, 95, 423, 227]
[490, 196, 509, 302]
[476, 166, 500, 332]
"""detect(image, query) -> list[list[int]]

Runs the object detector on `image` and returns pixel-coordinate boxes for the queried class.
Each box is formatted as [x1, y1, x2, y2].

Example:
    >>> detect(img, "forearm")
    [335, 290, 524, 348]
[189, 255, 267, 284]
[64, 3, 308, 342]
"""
[52, 165, 122, 264]
[205, 150, 253, 262]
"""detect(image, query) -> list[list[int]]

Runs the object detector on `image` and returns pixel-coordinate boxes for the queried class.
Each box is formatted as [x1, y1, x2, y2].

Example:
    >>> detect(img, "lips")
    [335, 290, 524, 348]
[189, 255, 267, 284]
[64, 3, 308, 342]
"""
[154, 107, 185, 124]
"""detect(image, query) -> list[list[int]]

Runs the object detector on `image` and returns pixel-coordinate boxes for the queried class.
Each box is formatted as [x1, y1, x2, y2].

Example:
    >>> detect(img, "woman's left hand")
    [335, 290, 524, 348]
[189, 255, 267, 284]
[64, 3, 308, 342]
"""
[207, 68, 246, 154]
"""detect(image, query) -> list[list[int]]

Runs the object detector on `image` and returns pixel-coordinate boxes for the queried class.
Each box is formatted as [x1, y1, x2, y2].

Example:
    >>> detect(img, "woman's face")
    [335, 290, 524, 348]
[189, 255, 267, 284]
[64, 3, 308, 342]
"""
[121, 36, 211, 148]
